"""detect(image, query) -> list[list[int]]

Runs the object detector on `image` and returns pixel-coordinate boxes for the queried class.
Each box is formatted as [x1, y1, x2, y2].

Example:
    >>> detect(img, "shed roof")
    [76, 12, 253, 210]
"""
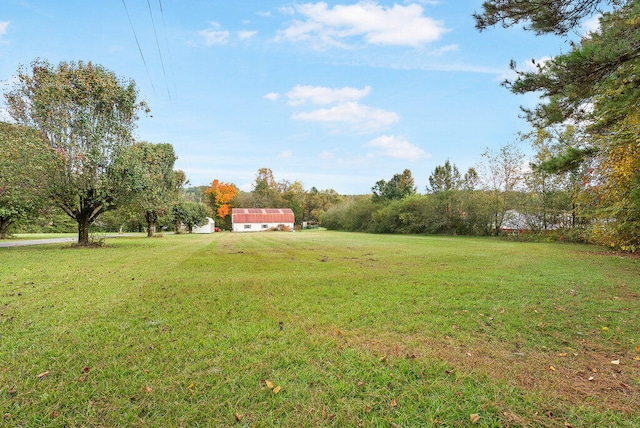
[232, 208, 295, 224]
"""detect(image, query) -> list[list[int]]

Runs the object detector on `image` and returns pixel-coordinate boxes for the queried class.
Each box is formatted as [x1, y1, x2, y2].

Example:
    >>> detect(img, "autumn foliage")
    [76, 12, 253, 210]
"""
[205, 179, 238, 221]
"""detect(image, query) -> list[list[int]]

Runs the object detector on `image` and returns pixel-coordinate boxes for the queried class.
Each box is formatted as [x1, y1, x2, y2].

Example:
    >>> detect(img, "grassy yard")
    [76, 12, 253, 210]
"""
[1, 231, 638, 427]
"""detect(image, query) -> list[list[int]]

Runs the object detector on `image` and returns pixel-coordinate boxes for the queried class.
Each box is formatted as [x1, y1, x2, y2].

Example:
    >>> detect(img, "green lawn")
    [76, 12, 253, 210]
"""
[1, 231, 638, 427]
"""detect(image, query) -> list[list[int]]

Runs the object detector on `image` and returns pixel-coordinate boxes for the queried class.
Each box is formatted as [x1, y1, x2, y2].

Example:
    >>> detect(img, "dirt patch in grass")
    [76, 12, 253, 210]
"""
[331, 330, 640, 417]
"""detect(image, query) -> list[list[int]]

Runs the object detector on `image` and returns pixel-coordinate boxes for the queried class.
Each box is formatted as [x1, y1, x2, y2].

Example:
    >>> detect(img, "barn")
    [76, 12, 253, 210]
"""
[232, 208, 295, 232]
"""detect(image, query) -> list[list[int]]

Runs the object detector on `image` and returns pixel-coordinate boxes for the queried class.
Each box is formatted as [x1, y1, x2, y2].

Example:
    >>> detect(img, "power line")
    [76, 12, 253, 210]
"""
[157, 0, 178, 100]
[121, 0, 156, 94]
[147, 0, 172, 104]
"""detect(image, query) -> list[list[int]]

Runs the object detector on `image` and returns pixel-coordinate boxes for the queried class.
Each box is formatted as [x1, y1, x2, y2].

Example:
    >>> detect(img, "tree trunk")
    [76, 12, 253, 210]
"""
[147, 221, 156, 237]
[77, 215, 91, 246]
[145, 210, 157, 237]
[0, 218, 13, 239]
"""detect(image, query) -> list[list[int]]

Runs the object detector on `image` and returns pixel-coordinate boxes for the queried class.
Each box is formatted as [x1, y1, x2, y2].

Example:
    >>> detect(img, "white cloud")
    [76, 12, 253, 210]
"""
[278, 150, 293, 158]
[0, 21, 9, 44]
[238, 30, 257, 40]
[429, 44, 458, 56]
[319, 151, 335, 160]
[293, 101, 399, 133]
[199, 22, 230, 45]
[264, 92, 281, 101]
[278, 1, 448, 48]
[366, 135, 430, 160]
[286, 85, 371, 106]
[499, 56, 553, 82]
[581, 14, 601, 35]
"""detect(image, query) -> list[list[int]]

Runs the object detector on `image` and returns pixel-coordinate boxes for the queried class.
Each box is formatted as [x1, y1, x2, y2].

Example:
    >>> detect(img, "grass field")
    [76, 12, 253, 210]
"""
[1, 231, 638, 427]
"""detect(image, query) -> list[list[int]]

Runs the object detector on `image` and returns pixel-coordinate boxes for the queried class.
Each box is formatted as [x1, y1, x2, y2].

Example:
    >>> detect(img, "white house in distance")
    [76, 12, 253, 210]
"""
[232, 208, 295, 232]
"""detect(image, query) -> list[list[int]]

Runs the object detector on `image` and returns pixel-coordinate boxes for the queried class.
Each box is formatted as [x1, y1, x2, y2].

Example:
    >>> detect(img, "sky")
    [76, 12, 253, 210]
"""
[0, 1, 593, 194]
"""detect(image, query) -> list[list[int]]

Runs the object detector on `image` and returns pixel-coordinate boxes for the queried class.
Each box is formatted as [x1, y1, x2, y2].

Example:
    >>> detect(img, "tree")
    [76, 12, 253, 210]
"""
[476, 0, 640, 249]
[462, 168, 480, 191]
[371, 169, 416, 202]
[4, 60, 149, 245]
[171, 201, 207, 233]
[303, 187, 342, 224]
[478, 143, 525, 235]
[524, 126, 586, 231]
[252, 167, 282, 207]
[205, 179, 238, 228]
[280, 180, 305, 224]
[128, 142, 178, 237]
[474, 0, 612, 35]
[427, 160, 461, 193]
[0, 122, 51, 238]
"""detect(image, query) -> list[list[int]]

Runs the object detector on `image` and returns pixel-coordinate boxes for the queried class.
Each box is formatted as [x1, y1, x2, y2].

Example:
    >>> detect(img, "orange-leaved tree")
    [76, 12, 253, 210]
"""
[205, 179, 238, 228]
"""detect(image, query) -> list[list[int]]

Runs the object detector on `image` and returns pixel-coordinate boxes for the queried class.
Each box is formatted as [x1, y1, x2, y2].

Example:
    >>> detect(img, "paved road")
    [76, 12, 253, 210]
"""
[0, 235, 130, 248]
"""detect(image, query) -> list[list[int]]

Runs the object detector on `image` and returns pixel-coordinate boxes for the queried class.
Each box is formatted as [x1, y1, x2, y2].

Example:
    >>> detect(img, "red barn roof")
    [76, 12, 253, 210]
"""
[232, 208, 295, 224]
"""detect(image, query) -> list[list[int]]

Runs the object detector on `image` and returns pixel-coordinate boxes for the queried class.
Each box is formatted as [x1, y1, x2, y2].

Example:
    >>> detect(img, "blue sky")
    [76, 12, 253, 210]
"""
[0, 1, 588, 194]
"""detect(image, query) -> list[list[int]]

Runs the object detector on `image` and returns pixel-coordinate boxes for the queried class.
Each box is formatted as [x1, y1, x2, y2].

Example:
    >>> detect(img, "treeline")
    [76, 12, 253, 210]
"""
[322, 146, 576, 237]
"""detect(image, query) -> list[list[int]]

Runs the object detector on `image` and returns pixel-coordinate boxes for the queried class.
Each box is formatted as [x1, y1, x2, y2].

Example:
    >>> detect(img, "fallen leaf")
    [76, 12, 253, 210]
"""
[357, 381, 364, 387]
[549, 365, 556, 371]
[143, 385, 152, 393]
[265, 380, 274, 389]
[611, 360, 620, 365]
[588, 376, 594, 381]
[635, 345, 640, 352]
[633, 357, 640, 361]
[235, 412, 242, 422]
[470, 413, 480, 423]
[602, 326, 609, 331]
[188, 383, 195, 389]
[379, 356, 387, 362]
[364, 405, 372, 414]
[81, 366, 90, 373]
[273, 385, 281, 394]
[390, 399, 397, 408]
[37, 371, 49, 378]
[558, 353, 567, 357]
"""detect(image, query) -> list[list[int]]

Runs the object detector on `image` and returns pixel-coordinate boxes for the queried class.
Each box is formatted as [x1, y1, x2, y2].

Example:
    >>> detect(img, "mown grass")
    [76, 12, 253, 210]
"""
[1, 231, 638, 427]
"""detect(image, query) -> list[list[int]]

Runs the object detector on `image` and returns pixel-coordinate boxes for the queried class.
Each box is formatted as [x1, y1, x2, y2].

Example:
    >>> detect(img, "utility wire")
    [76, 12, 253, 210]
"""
[121, 0, 156, 94]
[147, 0, 172, 105]
[158, 0, 178, 100]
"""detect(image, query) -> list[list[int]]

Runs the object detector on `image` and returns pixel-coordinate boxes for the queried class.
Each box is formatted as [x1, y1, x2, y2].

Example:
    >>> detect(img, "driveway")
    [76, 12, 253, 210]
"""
[0, 235, 131, 248]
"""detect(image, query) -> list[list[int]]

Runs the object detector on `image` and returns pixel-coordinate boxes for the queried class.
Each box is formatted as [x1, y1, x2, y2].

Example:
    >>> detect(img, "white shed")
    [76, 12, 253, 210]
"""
[192, 217, 215, 234]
